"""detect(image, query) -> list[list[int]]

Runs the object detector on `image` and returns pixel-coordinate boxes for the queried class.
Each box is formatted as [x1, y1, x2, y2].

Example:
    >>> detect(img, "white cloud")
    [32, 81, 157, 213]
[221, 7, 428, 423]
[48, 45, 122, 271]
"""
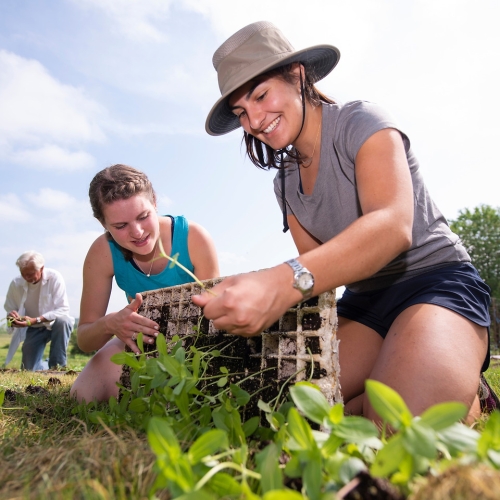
[29, 188, 80, 211]
[9, 145, 96, 171]
[70, 0, 175, 42]
[0, 50, 105, 146]
[0, 194, 31, 222]
[0, 50, 105, 171]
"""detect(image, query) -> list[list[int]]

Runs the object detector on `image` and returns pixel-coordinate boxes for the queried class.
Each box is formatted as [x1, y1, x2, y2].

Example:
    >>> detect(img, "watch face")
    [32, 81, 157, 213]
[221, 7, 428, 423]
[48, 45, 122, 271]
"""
[297, 271, 314, 291]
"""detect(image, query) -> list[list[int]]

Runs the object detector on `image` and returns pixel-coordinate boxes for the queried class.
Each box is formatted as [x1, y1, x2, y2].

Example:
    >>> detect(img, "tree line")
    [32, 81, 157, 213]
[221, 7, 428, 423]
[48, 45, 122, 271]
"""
[449, 204, 500, 301]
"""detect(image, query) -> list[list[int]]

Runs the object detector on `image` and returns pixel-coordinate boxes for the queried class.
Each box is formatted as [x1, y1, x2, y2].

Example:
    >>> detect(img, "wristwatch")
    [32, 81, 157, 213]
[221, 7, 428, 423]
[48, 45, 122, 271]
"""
[284, 258, 315, 300]
[36, 317, 42, 324]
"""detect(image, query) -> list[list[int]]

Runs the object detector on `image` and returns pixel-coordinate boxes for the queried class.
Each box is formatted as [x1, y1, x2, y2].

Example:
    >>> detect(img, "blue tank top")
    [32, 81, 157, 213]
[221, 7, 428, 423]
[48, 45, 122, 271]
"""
[108, 215, 194, 301]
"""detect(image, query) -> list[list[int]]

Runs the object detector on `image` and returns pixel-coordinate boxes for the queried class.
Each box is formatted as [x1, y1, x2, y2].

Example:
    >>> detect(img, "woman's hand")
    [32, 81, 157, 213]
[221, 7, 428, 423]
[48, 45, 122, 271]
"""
[192, 266, 303, 336]
[107, 293, 159, 354]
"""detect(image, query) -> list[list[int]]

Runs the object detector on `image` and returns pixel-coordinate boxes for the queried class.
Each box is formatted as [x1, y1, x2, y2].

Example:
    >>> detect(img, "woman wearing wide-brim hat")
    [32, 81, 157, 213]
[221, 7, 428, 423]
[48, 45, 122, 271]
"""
[193, 21, 493, 422]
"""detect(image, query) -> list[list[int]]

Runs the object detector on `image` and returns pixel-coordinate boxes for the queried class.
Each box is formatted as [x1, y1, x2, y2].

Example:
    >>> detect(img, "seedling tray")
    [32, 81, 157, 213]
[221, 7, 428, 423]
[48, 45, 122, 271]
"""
[119, 278, 341, 418]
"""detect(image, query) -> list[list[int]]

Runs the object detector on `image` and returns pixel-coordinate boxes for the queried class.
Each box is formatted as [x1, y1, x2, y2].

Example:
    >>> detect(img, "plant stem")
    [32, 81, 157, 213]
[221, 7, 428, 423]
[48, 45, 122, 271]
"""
[156, 239, 217, 296]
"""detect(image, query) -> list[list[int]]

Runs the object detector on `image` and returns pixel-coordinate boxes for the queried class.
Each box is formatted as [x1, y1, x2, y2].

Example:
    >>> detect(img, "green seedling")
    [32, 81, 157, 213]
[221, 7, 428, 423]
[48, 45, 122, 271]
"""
[6, 315, 31, 327]
[156, 238, 217, 296]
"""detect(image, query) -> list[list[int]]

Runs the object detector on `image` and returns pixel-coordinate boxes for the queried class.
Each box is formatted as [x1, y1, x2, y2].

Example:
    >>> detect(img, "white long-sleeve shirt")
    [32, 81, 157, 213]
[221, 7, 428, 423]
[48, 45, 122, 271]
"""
[3, 267, 74, 366]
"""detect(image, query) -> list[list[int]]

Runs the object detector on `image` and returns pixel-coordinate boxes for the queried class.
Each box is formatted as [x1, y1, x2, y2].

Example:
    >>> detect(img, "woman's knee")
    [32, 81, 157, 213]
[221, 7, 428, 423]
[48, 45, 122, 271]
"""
[70, 341, 124, 402]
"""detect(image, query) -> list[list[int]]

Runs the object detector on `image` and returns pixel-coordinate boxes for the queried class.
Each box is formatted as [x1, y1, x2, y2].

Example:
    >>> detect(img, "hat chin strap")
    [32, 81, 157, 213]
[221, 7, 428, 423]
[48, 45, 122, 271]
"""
[280, 70, 307, 233]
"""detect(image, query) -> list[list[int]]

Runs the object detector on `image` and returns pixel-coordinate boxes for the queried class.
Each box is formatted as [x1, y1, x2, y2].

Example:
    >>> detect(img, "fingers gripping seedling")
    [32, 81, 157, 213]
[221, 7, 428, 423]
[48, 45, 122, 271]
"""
[5, 315, 31, 327]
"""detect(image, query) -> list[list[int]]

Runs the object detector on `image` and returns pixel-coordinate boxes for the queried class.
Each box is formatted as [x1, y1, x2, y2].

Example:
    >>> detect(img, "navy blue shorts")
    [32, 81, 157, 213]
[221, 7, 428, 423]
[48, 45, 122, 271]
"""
[337, 263, 491, 372]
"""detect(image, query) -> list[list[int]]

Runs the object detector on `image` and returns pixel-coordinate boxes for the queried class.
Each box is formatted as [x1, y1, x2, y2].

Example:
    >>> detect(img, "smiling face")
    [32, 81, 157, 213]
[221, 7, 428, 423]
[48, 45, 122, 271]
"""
[102, 194, 159, 257]
[20, 262, 44, 284]
[228, 66, 304, 151]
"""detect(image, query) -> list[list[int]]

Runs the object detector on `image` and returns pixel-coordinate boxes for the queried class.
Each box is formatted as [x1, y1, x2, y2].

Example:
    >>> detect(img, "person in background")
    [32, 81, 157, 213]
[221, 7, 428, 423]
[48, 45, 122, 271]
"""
[194, 21, 492, 423]
[70, 164, 219, 403]
[4, 251, 74, 370]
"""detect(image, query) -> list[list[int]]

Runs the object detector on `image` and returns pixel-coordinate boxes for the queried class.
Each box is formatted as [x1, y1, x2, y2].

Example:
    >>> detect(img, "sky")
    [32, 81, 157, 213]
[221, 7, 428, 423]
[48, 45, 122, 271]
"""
[1, 0, 499, 318]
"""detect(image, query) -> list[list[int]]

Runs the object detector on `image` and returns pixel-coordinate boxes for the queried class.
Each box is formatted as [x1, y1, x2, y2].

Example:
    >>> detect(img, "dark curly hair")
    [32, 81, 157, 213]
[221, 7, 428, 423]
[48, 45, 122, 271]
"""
[242, 63, 335, 170]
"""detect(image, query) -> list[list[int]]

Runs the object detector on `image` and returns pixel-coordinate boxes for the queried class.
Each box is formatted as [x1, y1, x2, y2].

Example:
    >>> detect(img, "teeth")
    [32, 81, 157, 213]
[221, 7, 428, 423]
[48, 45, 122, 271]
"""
[263, 116, 280, 134]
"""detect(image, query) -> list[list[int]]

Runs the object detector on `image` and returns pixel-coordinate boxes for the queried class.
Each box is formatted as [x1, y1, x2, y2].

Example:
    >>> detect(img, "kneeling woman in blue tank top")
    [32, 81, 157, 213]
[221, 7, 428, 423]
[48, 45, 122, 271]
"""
[71, 164, 219, 403]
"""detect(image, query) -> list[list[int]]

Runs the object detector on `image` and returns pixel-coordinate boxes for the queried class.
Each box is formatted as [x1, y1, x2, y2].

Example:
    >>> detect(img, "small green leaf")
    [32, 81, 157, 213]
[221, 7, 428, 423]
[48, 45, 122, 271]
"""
[329, 402, 344, 425]
[478, 410, 500, 457]
[168, 252, 180, 269]
[129, 397, 148, 413]
[230, 384, 250, 406]
[303, 455, 322, 500]
[109, 395, 118, 411]
[191, 352, 200, 380]
[437, 423, 479, 455]
[333, 416, 380, 444]
[188, 429, 228, 464]
[219, 366, 228, 374]
[242, 416, 260, 437]
[174, 347, 186, 364]
[287, 407, 315, 450]
[256, 443, 283, 493]
[321, 433, 344, 456]
[402, 422, 437, 459]
[289, 382, 331, 425]
[161, 354, 181, 377]
[390, 452, 414, 485]
[284, 455, 302, 478]
[173, 377, 186, 396]
[199, 404, 212, 427]
[258, 400, 272, 413]
[110, 352, 142, 370]
[174, 390, 190, 419]
[371, 433, 407, 477]
[212, 408, 229, 432]
[207, 472, 242, 496]
[263, 490, 304, 500]
[118, 392, 130, 413]
[147, 417, 181, 460]
[137, 332, 144, 353]
[217, 376, 228, 387]
[156, 332, 167, 355]
[419, 402, 468, 430]
[266, 411, 285, 431]
[365, 380, 412, 429]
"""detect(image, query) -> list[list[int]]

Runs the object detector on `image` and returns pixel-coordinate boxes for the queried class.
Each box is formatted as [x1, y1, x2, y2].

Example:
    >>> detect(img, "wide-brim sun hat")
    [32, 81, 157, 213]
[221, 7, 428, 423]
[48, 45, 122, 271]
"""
[206, 21, 340, 136]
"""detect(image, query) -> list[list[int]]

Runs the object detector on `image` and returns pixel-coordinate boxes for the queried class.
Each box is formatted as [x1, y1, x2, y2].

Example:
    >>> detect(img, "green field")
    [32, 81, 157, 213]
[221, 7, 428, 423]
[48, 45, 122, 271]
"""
[0, 330, 91, 371]
[2, 329, 500, 499]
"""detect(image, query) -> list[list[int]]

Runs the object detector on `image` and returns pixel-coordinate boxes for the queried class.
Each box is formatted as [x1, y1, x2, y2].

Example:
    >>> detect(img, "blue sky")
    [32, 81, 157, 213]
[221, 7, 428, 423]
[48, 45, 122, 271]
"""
[1, 0, 499, 317]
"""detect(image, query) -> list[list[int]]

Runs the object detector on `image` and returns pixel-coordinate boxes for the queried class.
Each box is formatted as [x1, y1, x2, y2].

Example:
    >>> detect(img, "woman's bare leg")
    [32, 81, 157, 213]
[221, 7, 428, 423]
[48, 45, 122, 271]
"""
[362, 304, 487, 423]
[70, 337, 125, 403]
[337, 316, 384, 414]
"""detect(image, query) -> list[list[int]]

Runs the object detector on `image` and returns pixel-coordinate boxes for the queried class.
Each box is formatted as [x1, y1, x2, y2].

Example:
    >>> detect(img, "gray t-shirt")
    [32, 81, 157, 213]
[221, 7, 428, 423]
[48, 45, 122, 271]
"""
[274, 100, 470, 293]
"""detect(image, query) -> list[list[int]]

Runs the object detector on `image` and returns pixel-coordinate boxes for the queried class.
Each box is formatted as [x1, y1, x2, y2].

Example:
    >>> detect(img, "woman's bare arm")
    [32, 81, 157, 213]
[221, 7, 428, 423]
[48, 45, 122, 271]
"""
[193, 128, 414, 335]
[77, 235, 159, 353]
[187, 221, 220, 280]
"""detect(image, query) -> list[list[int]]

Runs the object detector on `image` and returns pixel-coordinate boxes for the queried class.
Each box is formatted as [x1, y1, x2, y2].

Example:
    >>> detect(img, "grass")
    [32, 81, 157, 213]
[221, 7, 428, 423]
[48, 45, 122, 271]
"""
[0, 330, 168, 499]
[0, 331, 90, 371]
[1, 329, 500, 499]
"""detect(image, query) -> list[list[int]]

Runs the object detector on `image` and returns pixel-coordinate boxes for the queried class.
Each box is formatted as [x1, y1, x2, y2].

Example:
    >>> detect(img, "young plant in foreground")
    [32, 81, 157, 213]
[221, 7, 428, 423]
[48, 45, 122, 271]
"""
[156, 238, 217, 296]
[74, 325, 500, 499]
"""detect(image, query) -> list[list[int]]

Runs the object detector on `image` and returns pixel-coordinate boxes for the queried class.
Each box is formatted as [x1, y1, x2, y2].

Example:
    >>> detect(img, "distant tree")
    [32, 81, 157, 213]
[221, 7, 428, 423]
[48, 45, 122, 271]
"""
[449, 204, 500, 300]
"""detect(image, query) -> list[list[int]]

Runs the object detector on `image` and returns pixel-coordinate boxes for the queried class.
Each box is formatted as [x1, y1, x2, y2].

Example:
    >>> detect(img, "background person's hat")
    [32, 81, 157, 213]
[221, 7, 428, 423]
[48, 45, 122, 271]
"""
[205, 21, 340, 136]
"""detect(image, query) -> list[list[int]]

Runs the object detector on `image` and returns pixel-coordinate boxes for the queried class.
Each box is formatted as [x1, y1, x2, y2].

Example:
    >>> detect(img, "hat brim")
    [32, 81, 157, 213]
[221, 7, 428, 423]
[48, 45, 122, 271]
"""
[205, 44, 340, 136]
